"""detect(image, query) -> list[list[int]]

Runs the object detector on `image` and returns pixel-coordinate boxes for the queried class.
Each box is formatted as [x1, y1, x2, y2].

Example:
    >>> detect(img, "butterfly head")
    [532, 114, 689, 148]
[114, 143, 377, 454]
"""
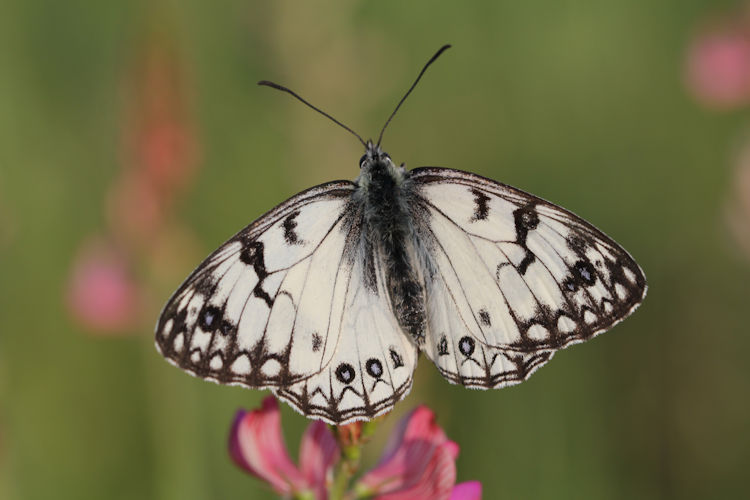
[356, 140, 406, 189]
[359, 140, 391, 169]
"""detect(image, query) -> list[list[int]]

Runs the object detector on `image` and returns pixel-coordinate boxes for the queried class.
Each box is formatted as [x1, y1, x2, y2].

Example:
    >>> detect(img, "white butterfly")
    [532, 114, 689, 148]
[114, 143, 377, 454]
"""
[155, 45, 646, 424]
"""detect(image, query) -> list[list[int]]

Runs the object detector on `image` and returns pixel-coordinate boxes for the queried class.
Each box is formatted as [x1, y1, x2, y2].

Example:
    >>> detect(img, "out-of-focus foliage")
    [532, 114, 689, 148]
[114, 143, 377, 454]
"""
[1, 1, 748, 499]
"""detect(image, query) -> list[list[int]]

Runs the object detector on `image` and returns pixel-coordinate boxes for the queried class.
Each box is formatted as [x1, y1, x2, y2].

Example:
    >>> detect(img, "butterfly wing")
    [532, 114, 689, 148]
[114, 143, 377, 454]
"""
[409, 167, 647, 388]
[274, 241, 418, 423]
[155, 181, 416, 424]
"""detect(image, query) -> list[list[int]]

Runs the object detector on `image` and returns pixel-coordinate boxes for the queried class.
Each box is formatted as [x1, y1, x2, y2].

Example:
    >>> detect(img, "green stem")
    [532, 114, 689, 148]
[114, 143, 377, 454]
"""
[329, 449, 358, 500]
[328, 417, 385, 500]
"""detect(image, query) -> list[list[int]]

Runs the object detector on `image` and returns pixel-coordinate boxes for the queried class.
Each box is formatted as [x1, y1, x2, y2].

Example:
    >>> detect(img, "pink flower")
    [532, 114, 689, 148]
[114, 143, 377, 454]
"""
[66, 239, 141, 332]
[229, 397, 339, 499]
[686, 25, 750, 108]
[229, 398, 481, 499]
[356, 406, 466, 500]
[450, 481, 482, 500]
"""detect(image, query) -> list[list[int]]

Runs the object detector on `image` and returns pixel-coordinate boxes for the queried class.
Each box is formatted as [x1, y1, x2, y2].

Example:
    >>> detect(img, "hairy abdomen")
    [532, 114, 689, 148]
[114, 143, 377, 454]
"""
[362, 165, 426, 343]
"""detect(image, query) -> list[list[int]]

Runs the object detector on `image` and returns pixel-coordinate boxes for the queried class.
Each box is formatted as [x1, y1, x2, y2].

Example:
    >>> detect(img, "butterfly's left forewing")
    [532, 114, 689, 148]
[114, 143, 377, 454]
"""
[155, 181, 356, 387]
[410, 167, 647, 388]
[156, 180, 417, 424]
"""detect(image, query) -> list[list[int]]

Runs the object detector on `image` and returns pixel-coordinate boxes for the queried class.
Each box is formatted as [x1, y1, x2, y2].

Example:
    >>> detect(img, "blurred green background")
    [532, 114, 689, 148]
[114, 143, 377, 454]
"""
[2, 1, 749, 499]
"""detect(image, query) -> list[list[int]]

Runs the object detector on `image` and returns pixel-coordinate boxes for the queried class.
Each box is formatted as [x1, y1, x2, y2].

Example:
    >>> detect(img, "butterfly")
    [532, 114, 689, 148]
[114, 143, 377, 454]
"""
[155, 45, 647, 424]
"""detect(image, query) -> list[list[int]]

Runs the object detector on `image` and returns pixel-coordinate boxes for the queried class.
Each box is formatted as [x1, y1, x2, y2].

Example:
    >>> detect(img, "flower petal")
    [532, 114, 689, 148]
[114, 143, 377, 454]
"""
[299, 420, 340, 500]
[377, 407, 452, 466]
[228, 397, 306, 495]
[686, 27, 750, 108]
[359, 406, 457, 500]
[450, 481, 482, 500]
[66, 238, 140, 332]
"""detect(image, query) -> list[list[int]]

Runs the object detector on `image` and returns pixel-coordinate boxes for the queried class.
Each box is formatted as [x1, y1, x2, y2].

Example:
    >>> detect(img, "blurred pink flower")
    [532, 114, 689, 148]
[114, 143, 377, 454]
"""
[66, 239, 141, 332]
[229, 397, 339, 500]
[129, 41, 198, 193]
[229, 397, 481, 500]
[113, 36, 199, 249]
[686, 25, 750, 108]
[66, 25, 201, 336]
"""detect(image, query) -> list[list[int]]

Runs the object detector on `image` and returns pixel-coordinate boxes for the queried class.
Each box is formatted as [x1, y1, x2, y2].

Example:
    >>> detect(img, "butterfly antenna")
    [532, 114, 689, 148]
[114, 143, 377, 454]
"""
[258, 80, 366, 147]
[376, 44, 452, 147]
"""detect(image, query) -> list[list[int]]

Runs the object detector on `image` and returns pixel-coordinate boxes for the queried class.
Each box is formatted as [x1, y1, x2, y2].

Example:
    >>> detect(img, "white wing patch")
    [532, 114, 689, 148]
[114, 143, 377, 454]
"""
[275, 246, 417, 422]
[411, 167, 646, 388]
[155, 181, 415, 424]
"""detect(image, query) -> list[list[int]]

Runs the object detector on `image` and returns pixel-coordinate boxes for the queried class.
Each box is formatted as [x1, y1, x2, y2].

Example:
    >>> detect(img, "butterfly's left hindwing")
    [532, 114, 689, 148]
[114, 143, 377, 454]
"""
[274, 240, 418, 423]
[409, 167, 647, 388]
[155, 181, 417, 424]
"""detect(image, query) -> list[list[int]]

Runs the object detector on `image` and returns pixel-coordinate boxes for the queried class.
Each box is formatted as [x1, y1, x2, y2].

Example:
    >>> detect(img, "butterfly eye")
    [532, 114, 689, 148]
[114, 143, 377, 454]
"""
[359, 154, 368, 168]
